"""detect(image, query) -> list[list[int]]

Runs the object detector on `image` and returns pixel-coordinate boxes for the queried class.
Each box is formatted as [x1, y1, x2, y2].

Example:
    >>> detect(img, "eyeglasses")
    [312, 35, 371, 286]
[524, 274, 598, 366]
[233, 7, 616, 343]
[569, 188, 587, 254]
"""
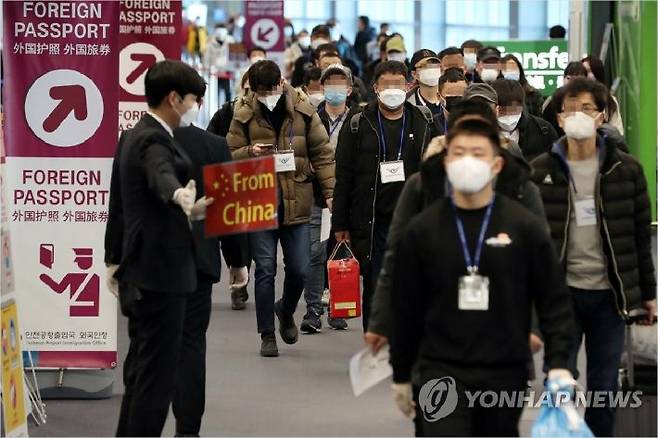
[562, 103, 600, 116]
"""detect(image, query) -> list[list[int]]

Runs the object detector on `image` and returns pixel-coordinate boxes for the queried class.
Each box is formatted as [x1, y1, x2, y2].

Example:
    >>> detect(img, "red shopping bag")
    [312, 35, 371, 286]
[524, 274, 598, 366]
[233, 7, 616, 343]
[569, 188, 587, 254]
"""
[327, 241, 361, 319]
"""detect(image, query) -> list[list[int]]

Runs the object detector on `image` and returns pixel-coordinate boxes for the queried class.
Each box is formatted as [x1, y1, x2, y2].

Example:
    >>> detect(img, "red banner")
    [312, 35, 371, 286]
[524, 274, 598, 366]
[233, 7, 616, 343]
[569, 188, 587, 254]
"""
[118, 0, 182, 132]
[204, 156, 279, 236]
[3, 1, 120, 368]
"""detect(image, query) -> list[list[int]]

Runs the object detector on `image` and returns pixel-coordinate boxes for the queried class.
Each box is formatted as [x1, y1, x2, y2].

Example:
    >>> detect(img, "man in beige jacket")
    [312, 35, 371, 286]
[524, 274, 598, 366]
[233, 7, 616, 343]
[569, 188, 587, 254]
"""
[227, 60, 335, 357]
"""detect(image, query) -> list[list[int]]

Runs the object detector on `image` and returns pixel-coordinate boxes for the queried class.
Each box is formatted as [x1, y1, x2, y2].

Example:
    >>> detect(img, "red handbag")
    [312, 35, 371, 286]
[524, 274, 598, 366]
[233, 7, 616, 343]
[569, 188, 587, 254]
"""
[327, 241, 361, 319]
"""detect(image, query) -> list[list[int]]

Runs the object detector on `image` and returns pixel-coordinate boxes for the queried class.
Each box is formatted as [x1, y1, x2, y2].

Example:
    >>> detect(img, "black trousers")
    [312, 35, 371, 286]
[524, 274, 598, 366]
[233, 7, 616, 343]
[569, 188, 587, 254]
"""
[414, 368, 525, 437]
[172, 283, 213, 435]
[117, 288, 187, 437]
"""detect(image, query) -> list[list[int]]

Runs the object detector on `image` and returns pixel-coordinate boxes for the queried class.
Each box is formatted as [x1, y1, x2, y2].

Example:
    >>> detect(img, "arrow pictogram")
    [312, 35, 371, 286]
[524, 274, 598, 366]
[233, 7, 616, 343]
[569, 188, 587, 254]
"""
[43, 85, 87, 133]
[126, 53, 157, 85]
[257, 26, 274, 42]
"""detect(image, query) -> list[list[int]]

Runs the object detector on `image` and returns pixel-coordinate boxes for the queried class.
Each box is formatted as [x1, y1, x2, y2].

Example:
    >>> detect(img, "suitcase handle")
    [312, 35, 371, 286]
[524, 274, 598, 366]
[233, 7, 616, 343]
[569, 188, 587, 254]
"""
[328, 240, 356, 261]
[626, 313, 658, 325]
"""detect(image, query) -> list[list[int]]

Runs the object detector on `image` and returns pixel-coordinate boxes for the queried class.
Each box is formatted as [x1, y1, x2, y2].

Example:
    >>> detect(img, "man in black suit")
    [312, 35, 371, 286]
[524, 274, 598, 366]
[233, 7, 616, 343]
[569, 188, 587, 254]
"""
[104, 60, 211, 437]
[169, 125, 248, 436]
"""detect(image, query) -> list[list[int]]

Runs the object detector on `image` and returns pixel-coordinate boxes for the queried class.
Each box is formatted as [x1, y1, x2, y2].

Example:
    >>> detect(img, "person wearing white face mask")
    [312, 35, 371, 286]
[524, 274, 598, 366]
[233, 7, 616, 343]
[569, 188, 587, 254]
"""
[531, 78, 656, 437]
[284, 29, 312, 79]
[490, 78, 558, 161]
[385, 35, 408, 65]
[332, 60, 438, 333]
[408, 49, 443, 128]
[460, 39, 483, 82]
[227, 60, 336, 357]
[301, 67, 325, 108]
[203, 23, 235, 105]
[475, 46, 502, 83]
[500, 54, 545, 118]
[390, 117, 576, 436]
[105, 60, 215, 437]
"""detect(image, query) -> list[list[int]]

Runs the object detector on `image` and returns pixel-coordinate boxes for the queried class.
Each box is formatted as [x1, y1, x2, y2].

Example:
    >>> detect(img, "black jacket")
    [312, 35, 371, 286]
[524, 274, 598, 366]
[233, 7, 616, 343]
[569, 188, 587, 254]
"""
[173, 126, 247, 284]
[312, 102, 362, 208]
[524, 87, 545, 118]
[332, 101, 439, 263]
[391, 195, 575, 385]
[105, 114, 196, 293]
[530, 136, 656, 314]
[517, 111, 558, 161]
[207, 98, 236, 138]
[369, 138, 547, 337]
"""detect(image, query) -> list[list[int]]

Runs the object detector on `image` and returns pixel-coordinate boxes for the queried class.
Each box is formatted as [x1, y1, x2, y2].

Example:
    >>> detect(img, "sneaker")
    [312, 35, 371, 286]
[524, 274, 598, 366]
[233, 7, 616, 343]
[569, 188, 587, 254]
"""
[230, 287, 247, 310]
[300, 312, 322, 334]
[239, 286, 249, 303]
[274, 300, 299, 345]
[260, 332, 279, 357]
[328, 317, 348, 330]
[321, 289, 330, 307]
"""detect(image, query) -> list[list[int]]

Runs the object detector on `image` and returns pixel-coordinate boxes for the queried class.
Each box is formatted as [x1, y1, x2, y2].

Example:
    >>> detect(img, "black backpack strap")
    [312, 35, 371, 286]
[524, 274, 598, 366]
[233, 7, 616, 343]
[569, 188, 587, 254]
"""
[350, 112, 362, 134]
[415, 104, 434, 124]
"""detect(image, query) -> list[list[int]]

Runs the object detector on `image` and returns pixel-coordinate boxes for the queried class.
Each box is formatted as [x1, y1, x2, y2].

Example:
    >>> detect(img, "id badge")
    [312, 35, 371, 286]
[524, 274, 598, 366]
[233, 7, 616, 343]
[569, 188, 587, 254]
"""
[275, 151, 296, 173]
[379, 160, 405, 184]
[458, 274, 490, 311]
[574, 197, 597, 227]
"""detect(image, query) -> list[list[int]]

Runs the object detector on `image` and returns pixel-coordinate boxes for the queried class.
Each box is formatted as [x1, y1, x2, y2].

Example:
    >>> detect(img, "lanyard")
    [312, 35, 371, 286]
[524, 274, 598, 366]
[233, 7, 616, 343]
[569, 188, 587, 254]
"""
[452, 195, 495, 274]
[328, 111, 347, 138]
[377, 109, 406, 161]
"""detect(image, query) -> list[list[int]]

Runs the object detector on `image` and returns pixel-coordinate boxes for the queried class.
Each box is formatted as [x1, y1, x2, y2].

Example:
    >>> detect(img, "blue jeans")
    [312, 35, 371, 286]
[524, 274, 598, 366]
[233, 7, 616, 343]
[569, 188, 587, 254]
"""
[567, 288, 625, 437]
[304, 205, 327, 316]
[249, 223, 310, 334]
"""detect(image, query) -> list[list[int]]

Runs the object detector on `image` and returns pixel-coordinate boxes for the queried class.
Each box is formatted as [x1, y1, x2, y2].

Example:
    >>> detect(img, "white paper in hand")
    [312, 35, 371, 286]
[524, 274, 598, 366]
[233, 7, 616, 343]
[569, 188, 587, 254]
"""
[320, 208, 331, 242]
[349, 345, 392, 397]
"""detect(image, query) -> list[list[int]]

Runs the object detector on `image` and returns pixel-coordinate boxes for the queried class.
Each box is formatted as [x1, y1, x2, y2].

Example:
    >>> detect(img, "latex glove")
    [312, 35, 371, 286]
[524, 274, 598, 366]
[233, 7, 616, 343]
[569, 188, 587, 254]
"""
[364, 332, 388, 355]
[191, 196, 215, 221]
[229, 266, 249, 289]
[547, 368, 576, 385]
[391, 382, 416, 419]
[106, 264, 119, 298]
[172, 180, 196, 216]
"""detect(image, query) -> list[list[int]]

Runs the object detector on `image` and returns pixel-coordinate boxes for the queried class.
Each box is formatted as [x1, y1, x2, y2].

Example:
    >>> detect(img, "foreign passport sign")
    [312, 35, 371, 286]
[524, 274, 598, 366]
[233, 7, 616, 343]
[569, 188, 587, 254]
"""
[482, 40, 568, 96]
[204, 156, 279, 237]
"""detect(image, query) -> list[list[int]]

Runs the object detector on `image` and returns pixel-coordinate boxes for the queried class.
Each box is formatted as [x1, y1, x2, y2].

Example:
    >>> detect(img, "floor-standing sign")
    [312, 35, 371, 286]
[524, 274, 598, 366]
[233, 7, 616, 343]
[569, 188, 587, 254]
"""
[118, 0, 182, 133]
[3, 1, 119, 369]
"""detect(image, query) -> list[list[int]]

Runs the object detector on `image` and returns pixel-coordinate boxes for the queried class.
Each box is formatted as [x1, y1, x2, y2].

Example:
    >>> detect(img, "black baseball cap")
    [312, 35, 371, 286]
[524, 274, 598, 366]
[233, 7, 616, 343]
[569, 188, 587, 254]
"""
[410, 49, 440, 70]
[477, 46, 501, 63]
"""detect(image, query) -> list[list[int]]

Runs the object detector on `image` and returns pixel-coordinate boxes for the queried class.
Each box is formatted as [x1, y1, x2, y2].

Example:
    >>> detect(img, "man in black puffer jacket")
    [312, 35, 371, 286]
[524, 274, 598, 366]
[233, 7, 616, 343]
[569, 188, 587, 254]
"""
[367, 99, 547, 346]
[530, 78, 655, 437]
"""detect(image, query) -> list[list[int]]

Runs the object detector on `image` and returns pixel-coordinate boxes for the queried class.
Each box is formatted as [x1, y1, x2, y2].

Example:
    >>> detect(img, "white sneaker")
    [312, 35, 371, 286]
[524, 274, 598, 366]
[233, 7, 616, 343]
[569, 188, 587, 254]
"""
[321, 289, 330, 307]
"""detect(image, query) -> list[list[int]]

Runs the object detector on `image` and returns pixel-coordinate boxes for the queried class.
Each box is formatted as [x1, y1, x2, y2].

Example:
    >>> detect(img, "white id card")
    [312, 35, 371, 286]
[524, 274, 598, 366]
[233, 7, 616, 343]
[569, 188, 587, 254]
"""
[275, 151, 296, 173]
[379, 160, 405, 184]
[458, 274, 490, 311]
[574, 197, 597, 227]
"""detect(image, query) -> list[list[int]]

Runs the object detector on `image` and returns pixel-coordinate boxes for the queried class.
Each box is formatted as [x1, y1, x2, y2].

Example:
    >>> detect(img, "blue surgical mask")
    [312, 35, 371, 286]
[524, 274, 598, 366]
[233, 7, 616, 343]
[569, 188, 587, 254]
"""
[503, 70, 521, 81]
[324, 87, 348, 106]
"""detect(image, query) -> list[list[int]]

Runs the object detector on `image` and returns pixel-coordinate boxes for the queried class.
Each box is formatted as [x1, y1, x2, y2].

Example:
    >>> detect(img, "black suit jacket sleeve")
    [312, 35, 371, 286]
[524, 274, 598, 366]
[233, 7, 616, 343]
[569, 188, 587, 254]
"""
[104, 133, 126, 265]
[140, 133, 184, 204]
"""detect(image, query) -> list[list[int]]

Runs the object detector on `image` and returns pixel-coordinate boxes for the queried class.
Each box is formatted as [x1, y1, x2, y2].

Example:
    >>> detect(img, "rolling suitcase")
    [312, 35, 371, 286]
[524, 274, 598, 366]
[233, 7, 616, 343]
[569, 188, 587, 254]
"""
[614, 314, 657, 437]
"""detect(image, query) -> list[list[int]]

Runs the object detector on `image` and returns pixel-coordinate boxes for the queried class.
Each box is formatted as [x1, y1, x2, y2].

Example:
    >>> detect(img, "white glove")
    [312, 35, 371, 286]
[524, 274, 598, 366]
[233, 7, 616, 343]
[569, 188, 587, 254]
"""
[391, 382, 416, 419]
[191, 196, 215, 221]
[229, 266, 249, 289]
[106, 264, 119, 298]
[548, 368, 576, 384]
[172, 180, 196, 216]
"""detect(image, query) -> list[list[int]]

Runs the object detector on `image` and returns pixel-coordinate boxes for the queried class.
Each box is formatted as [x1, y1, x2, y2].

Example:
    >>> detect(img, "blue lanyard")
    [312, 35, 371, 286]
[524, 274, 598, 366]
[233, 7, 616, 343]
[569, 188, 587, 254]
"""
[328, 111, 347, 138]
[452, 195, 496, 274]
[377, 109, 406, 161]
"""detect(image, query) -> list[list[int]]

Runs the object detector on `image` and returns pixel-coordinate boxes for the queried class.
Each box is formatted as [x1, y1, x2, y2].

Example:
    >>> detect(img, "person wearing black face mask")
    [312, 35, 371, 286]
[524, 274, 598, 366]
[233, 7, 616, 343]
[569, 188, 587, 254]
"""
[436, 68, 468, 133]
[105, 60, 211, 437]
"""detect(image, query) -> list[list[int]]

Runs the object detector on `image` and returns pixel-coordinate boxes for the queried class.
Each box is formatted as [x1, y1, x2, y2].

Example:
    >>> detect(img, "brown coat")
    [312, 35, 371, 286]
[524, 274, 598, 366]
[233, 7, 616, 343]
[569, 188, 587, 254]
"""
[227, 84, 335, 225]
